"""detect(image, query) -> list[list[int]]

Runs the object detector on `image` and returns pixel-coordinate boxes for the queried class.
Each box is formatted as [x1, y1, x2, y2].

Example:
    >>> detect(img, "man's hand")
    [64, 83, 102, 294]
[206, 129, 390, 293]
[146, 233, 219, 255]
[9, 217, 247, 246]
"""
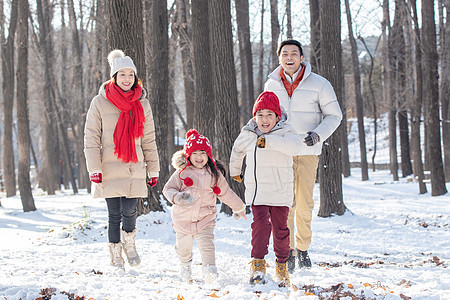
[256, 137, 266, 148]
[89, 171, 102, 183]
[232, 174, 243, 183]
[304, 131, 320, 146]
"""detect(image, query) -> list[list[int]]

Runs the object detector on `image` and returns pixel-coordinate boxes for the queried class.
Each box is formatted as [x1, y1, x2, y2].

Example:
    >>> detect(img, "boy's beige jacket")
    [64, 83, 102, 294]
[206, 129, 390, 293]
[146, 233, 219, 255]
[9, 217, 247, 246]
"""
[84, 82, 160, 198]
[163, 150, 244, 235]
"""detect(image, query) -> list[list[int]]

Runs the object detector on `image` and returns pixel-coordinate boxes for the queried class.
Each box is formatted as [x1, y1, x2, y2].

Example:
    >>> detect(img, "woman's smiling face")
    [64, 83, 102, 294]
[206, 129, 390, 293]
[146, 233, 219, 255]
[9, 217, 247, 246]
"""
[116, 68, 135, 91]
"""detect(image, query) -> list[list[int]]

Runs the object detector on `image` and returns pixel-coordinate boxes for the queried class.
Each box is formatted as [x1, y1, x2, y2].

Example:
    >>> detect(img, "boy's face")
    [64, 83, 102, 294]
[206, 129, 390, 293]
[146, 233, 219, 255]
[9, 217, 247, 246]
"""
[189, 150, 208, 169]
[254, 109, 280, 133]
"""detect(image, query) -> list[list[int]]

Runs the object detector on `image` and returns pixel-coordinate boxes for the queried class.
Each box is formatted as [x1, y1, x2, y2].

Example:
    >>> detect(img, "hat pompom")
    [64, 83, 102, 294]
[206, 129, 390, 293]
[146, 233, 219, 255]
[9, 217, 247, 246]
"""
[183, 177, 194, 187]
[186, 129, 199, 140]
[107, 49, 125, 66]
[212, 186, 221, 195]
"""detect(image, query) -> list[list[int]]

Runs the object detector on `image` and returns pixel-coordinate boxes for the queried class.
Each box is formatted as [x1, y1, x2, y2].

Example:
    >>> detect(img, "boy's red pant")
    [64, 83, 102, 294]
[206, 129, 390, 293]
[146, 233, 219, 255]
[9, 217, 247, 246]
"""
[251, 205, 290, 263]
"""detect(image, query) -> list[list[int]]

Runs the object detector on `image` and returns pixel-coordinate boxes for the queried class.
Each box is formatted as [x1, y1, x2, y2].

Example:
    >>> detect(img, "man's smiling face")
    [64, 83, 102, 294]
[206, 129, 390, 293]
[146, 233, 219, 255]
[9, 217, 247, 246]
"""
[279, 44, 303, 77]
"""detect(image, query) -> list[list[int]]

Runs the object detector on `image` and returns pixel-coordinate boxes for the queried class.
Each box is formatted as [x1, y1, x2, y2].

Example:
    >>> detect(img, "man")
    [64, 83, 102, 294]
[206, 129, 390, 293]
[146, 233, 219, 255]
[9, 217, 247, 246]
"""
[264, 39, 342, 272]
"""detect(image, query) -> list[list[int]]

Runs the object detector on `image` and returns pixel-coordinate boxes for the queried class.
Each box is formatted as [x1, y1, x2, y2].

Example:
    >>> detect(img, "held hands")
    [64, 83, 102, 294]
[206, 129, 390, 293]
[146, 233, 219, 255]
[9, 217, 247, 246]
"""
[232, 174, 243, 183]
[147, 177, 158, 187]
[232, 205, 247, 221]
[256, 137, 266, 148]
[89, 171, 102, 183]
[304, 131, 320, 146]
[174, 191, 194, 205]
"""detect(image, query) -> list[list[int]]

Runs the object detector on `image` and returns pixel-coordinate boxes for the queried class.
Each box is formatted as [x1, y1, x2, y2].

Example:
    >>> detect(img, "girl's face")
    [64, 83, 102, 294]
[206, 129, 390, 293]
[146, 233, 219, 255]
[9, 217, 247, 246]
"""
[190, 150, 208, 169]
[116, 68, 135, 92]
[254, 109, 280, 133]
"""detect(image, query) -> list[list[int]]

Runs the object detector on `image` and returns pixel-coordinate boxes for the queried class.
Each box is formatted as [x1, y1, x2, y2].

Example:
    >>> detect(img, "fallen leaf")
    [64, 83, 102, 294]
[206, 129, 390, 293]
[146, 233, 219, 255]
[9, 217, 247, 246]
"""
[208, 292, 219, 298]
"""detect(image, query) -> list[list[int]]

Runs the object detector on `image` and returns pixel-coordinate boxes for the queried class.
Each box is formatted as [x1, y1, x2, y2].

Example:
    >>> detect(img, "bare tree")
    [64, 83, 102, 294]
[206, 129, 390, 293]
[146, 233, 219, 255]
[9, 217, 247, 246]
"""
[344, 0, 368, 181]
[209, 0, 244, 215]
[1, 0, 18, 197]
[256, 0, 265, 94]
[385, 0, 399, 181]
[269, 0, 280, 70]
[441, 0, 450, 182]
[235, 0, 254, 123]
[309, 0, 320, 72]
[16, 0, 35, 212]
[174, 0, 195, 129]
[191, 0, 215, 141]
[409, 0, 427, 193]
[285, 0, 292, 39]
[360, 36, 380, 173]
[317, 0, 345, 217]
[422, 0, 447, 195]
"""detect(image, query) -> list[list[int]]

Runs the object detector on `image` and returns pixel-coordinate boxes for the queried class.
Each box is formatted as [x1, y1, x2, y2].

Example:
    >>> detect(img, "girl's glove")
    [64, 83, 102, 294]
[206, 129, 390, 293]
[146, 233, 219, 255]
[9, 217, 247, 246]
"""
[232, 205, 247, 220]
[174, 191, 194, 205]
[89, 171, 102, 183]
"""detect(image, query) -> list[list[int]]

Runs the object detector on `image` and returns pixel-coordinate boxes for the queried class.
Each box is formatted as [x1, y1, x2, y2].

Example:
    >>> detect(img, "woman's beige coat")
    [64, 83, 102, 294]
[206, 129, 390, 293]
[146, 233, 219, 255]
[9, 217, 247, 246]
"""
[84, 82, 160, 198]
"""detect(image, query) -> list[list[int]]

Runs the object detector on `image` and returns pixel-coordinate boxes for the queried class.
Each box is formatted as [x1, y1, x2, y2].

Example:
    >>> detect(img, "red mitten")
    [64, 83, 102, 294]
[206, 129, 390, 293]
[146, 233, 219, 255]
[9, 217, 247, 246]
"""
[89, 172, 102, 183]
[147, 177, 158, 187]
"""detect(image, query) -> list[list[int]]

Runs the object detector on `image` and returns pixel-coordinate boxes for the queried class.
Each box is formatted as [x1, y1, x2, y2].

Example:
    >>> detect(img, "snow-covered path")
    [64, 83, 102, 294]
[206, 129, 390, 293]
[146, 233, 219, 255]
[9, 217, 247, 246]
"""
[1, 169, 449, 300]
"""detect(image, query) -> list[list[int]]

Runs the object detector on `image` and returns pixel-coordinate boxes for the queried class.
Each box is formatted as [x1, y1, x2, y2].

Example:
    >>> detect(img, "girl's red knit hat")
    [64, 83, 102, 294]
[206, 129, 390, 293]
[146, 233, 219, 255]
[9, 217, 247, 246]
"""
[252, 91, 281, 117]
[178, 129, 221, 195]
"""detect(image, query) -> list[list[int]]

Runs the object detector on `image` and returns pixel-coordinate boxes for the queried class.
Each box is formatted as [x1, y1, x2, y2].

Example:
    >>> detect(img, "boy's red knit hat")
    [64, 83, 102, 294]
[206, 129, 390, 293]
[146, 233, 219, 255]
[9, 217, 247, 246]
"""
[252, 91, 281, 117]
[179, 129, 221, 195]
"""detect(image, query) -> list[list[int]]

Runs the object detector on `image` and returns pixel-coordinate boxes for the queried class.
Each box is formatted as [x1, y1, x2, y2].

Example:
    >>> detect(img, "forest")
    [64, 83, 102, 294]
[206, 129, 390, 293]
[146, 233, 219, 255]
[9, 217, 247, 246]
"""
[0, 0, 448, 214]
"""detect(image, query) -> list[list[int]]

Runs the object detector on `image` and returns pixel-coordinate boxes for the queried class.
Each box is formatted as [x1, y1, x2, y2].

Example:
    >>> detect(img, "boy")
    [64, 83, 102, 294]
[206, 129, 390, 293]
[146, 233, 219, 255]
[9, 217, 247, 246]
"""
[229, 91, 302, 287]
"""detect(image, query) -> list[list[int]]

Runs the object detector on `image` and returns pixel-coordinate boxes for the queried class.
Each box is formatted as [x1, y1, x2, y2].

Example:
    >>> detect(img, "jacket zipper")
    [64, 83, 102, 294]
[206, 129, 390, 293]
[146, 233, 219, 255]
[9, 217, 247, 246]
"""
[251, 143, 258, 206]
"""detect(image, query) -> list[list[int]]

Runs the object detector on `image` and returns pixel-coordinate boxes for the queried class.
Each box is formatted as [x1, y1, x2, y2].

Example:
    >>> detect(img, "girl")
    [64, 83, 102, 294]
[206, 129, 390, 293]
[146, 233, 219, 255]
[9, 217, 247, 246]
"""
[84, 50, 160, 269]
[163, 129, 246, 283]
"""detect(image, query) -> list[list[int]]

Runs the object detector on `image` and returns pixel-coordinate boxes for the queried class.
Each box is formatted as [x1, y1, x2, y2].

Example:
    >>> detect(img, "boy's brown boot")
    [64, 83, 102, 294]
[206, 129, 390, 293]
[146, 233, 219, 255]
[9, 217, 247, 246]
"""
[249, 258, 266, 285]
[275, 260, 290, 287]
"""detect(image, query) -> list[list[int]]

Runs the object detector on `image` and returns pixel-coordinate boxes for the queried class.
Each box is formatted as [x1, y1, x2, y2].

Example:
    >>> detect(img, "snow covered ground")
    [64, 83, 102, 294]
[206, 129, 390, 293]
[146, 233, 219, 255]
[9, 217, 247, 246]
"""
[0, 168, 448, 300]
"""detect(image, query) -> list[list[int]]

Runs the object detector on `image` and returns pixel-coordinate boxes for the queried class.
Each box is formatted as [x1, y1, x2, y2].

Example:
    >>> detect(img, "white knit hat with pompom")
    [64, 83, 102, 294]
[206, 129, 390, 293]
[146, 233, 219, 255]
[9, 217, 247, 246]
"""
[107, 49, 137, 77]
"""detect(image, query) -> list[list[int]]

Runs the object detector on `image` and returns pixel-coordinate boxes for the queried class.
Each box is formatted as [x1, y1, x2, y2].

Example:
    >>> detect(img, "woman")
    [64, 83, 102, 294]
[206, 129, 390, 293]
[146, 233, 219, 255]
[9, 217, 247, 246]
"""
[84, 49, 159, 269]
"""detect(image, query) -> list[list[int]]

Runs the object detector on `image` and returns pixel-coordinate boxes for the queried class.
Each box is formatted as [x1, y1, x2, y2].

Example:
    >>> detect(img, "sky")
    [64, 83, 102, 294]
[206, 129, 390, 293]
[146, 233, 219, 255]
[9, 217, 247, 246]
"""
[0, 114, 449, 300]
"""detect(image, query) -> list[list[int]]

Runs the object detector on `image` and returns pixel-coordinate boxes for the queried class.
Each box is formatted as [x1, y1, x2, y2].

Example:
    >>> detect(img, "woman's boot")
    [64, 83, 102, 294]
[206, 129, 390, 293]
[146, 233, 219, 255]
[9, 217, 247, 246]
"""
[121, 228, 141, 266]
[108, 242, 125, 269]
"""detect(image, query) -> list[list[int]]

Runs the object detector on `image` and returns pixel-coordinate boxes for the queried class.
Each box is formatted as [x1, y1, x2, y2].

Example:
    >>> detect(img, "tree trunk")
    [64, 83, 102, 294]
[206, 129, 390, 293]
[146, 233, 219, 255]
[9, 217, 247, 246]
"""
[269, 0, 280, 70]
[344, 0, 368, 181]
[410, 0, 427, 193]
[359, 36, 380, 173]
[441, 0, 450, 182]
[235, 0, 254, 124]
[148, 0, 170, 207]
[174, 0, 195, 129]
[285, 0, 292, 39]
[317, 0, 345, 217]
[309, 0, 320, 73]
[17, 0, 35, 212]
[256, 0, 265, 95]
[68, 0, 88, 190]
[1, 0, 18, 197]
[209, 0, 244, 215]
[191, 0, 215, 141]
[36, 0, 60, 195]
[385, 0, 399, 181]
[422, 0, 447, 195]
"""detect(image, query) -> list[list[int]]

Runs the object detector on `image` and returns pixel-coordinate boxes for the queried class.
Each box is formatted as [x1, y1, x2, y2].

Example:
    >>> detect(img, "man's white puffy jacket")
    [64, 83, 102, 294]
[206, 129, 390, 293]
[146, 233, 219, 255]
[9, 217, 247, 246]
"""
[264, 63, 343, 155]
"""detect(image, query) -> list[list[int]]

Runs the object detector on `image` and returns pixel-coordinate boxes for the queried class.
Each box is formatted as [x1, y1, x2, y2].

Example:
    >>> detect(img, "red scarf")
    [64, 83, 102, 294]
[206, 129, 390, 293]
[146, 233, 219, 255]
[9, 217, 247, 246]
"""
[280, 63, 306, 97]
[105, 81, 145, 163]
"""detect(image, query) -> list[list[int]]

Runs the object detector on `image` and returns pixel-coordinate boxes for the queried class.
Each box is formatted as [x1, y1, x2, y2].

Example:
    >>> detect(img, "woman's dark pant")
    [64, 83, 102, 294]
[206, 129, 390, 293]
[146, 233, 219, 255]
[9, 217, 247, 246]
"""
[105, 197, 137, 243]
